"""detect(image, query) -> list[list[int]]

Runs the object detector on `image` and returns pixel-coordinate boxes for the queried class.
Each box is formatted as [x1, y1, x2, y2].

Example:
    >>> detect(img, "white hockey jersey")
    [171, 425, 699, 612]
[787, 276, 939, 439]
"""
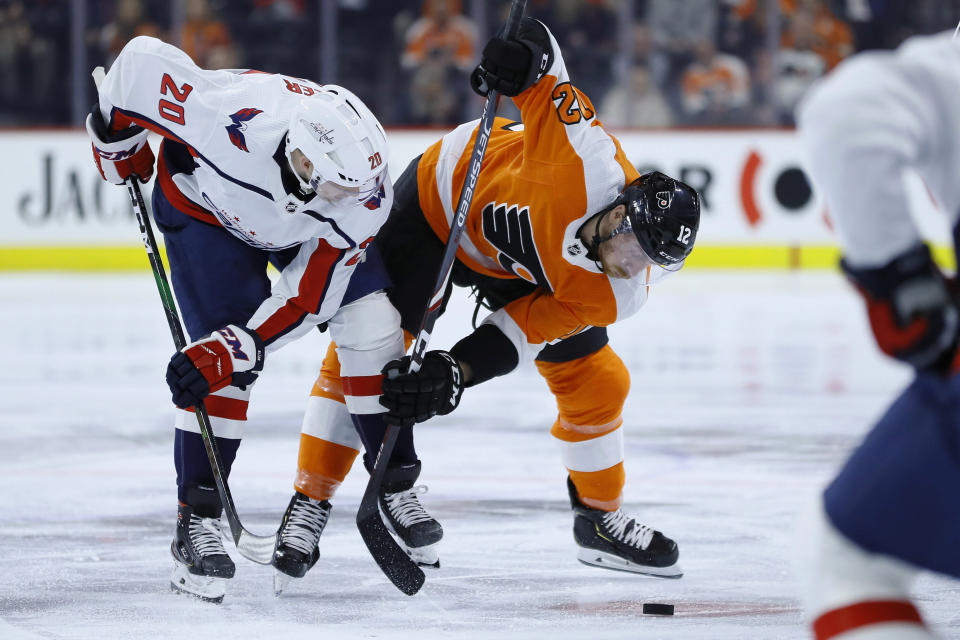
[797, 31, 960, 268]
[98, 36, 392, 350]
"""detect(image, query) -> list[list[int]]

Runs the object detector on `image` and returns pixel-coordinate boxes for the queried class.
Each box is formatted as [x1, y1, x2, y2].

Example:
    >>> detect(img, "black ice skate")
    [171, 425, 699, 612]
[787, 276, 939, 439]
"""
[567, 477, 682, 578]
[378, 461, 443, 568]
[170, 503, 236, 603]
[272, 491, 331, 595]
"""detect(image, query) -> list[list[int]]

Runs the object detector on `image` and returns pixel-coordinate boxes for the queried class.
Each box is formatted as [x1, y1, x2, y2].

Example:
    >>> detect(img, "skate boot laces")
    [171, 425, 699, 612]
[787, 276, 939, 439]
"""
[279, 498, 330, 555]
[189, 514, 228, 557]
[383, 485, 433, 527]
[602, 509, 655, 550]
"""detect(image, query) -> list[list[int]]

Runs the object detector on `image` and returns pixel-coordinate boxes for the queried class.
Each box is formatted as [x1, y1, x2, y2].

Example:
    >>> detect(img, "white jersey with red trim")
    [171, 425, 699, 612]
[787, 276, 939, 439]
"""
[97, 36, 392, 350]
[797, 31, 960, 269]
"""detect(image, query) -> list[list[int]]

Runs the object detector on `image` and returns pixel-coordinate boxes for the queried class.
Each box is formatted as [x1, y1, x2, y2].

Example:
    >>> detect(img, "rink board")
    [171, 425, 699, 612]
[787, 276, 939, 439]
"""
[0, 128, 952, 270]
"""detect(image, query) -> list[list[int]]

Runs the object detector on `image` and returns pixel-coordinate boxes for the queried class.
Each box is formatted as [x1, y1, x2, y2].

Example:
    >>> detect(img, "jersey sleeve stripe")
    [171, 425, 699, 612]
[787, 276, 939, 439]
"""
[155, 147, 220, 225]
[300, 209, 357, 248]
[430, 125, 504, 274]
[110, 106, 194, 150]
[255, 242, 346, 346]
[483, 307, 543, 362]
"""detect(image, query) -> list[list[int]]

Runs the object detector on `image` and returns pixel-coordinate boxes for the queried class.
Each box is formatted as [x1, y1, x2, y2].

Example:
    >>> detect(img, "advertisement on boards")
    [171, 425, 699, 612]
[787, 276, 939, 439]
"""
[0, 129, 949, 268]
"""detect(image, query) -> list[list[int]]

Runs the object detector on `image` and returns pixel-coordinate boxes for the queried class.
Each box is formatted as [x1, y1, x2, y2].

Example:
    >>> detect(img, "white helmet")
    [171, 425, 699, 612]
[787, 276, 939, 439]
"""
[284, 84, 388, 209]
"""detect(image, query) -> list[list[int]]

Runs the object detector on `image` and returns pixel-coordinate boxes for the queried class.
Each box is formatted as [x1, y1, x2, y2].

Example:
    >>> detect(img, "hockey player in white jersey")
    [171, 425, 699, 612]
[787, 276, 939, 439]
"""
[797, 31, 960, 640]
[86, 36, 437, 602]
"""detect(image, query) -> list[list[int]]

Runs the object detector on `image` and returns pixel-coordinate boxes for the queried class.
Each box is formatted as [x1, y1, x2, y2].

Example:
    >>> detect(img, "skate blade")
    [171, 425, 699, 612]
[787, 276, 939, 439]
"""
[274, 571, 294, 596]
[576, 548, 683, 579]
[170, 562, 227, 603]
[381, 516, 441, 568]
[404, 543, 440, 569]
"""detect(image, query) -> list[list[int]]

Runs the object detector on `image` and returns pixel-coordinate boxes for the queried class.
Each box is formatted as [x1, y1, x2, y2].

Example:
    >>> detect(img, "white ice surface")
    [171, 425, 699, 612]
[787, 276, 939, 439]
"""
[1, 272, 958, 639]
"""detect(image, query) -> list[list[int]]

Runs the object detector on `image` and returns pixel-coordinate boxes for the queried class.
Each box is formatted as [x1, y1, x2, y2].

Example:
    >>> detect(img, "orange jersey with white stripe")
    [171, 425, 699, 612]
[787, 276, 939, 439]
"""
[416, 26, 647, 360]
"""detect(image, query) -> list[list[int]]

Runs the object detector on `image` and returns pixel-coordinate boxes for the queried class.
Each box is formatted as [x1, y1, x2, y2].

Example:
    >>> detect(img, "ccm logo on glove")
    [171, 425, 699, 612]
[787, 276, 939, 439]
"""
[85, 105, 155, 184]
[379, 351, 465, 427]
[218, 327, 251, 361]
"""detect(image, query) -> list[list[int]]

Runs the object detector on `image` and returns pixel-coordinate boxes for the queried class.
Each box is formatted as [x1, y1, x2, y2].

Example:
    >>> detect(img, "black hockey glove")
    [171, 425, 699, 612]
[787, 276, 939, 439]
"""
[470, 17, 553, 97]
[841, 244, 960, 375]
[379, 351, 465, 427]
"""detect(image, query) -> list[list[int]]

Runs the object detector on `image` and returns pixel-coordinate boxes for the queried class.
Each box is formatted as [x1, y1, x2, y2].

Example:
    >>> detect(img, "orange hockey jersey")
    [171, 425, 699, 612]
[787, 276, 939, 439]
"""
[416, 25, 648, 361]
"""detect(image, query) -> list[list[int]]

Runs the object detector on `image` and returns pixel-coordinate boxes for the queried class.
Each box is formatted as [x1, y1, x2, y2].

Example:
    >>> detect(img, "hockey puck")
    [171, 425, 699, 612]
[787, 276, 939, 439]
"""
[642, 603, 674, 616]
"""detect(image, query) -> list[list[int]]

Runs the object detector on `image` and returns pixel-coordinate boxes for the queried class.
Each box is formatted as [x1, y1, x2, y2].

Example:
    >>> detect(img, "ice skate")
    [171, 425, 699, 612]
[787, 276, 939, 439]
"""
[170, 503, 235, 603]
[379, 461, 443, 568]
[567, 477, 682, 578]
[272, 491, 331, 595]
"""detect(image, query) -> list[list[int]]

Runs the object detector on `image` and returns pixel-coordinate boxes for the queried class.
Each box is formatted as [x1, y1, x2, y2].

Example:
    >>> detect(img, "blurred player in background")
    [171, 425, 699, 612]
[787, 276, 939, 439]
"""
[86, 35, 423, 601]
[291, 18, 700, 578]
[797, 31, 960, 640]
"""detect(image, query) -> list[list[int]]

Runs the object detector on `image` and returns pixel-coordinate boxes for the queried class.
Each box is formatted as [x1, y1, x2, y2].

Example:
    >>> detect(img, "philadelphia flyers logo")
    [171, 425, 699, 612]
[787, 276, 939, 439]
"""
[551, 82, 594, 126]
[656, 190, 671, 209]
[481, 203, 552, 289]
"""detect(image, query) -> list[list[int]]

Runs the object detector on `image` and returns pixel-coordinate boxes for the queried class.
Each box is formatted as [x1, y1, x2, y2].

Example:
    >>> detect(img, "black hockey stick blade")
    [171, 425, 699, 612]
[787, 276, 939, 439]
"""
[357, 511, 425, 596]
[354, 0, 526, 594]
[356, 425, 425, 595]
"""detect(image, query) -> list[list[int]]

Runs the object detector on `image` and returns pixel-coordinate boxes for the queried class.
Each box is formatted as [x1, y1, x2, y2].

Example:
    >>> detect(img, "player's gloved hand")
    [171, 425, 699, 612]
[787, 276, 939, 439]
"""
[470, 17, 551, 97]
[379, 351, 464, 427]
[85, 105, 155, 185]
[166, 325, 265, 408]
[841, 244, 960, 375]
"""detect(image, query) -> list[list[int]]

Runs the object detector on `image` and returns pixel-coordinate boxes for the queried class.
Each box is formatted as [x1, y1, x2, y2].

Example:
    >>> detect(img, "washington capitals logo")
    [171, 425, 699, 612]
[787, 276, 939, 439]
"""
[363, 185, 386, 211]
[303, 119, 335, 145]
[225, 108, 263, 152]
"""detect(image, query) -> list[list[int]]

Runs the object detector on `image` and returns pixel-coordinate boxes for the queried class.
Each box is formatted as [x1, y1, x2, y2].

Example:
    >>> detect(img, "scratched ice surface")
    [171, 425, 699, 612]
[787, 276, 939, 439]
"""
[2, 272, 957, 639]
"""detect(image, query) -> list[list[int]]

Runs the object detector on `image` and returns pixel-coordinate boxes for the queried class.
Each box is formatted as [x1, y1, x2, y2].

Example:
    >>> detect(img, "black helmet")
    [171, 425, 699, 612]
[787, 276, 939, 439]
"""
[618, 171, 700, 269]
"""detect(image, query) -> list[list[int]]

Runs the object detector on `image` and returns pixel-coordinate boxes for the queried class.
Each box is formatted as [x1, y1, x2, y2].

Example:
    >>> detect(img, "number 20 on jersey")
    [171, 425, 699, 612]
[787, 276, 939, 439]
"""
[159, 73, 194, 126]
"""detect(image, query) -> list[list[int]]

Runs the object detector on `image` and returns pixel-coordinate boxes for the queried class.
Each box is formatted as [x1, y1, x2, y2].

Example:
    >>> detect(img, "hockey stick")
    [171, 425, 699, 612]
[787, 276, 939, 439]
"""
[93, 67, 276, 565]
[125, 178, 276, 564]
[355, 0, 528, 596]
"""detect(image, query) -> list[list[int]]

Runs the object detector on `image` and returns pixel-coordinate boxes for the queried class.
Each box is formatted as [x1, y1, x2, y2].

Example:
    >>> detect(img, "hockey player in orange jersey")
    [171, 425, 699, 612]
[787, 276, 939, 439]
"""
[279, 18, 700, 580]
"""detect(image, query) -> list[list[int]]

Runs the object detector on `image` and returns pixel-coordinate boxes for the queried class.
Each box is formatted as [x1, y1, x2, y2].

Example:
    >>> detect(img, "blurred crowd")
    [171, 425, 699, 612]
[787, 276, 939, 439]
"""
[1, 0, 958, 128]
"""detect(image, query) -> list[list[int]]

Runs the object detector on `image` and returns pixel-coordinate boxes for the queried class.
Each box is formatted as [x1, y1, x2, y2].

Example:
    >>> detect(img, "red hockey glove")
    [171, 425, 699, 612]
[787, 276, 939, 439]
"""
[166, 325, 265, 408]
[379, 351, 464, 427]
[842, 244, 960, 375]
[85, 106, 155, 185]
[470, 17, 552, 97]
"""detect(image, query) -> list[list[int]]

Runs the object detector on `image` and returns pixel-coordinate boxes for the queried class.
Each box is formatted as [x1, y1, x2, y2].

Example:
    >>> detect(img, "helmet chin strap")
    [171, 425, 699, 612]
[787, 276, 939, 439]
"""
[283, 133, 316, 196]
[584, 205, 615, 264]
[586, 201, 634, 275]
